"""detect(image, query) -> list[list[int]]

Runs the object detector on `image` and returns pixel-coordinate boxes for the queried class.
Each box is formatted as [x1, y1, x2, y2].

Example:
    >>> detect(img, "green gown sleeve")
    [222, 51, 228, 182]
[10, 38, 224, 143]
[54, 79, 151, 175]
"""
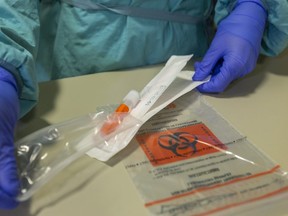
[0, 0, 40, 117]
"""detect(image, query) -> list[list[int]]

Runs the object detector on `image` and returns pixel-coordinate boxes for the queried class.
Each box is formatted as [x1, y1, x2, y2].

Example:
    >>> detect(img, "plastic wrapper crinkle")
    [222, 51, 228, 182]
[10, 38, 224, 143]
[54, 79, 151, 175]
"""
[16, 109, 142, 201]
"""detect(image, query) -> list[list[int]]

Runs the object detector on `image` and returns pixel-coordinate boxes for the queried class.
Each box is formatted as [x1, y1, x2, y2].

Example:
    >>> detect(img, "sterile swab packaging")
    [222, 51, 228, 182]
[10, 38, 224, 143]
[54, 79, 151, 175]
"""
[16, 55, 204, 201]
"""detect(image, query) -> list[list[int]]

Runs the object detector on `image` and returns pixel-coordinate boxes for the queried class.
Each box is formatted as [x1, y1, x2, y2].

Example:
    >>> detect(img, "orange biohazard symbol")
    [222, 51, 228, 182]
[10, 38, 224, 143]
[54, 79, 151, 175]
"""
[136, 123, 227, 166]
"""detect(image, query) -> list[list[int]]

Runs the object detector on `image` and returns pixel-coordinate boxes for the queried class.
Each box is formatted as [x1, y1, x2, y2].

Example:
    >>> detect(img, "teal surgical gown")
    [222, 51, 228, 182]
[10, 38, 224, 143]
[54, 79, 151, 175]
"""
[0, 0, 287, 117]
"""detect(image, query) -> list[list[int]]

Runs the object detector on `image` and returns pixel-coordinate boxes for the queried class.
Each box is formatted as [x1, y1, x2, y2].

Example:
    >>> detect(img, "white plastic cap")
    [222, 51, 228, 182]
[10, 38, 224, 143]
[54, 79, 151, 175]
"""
[123, 90, 140, 108]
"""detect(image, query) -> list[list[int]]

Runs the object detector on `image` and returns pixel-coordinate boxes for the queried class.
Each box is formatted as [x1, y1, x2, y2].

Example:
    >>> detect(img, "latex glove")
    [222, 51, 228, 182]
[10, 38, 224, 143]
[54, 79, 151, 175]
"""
[0, 67, 20, 209]
[193, 0, 267, 92]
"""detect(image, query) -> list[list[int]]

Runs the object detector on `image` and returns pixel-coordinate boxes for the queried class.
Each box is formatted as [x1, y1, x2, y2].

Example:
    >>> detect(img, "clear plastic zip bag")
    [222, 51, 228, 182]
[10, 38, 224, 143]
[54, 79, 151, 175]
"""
[16, 108, 142, 201]
[123, 91, 288, 216]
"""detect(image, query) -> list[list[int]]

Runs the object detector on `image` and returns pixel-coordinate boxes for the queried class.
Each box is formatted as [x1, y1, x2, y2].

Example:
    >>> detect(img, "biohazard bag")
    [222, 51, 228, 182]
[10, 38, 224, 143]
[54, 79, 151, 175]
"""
[123, 91, 288, 216]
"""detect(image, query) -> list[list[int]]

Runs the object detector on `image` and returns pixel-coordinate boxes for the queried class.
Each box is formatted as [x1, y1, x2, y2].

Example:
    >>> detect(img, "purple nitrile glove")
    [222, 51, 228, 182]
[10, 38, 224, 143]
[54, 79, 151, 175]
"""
[0, 67, 20, 209]
[193, 0, 267, 93]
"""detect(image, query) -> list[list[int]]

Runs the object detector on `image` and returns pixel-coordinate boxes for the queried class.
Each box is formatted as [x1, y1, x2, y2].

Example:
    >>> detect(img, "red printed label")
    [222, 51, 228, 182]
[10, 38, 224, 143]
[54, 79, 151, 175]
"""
[136, 123, 227, 166]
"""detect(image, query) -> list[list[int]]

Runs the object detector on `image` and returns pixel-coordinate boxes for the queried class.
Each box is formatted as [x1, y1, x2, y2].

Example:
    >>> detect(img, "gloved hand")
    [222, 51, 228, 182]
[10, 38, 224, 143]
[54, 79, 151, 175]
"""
[193, 0, 267, 92]
[0, 67, 20, 209]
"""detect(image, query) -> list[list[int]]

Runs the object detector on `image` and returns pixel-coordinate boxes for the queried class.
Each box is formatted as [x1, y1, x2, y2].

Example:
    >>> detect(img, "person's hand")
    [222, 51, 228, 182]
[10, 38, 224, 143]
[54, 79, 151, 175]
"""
[0, 67, 20, 209]
[193, 0, 267, 93]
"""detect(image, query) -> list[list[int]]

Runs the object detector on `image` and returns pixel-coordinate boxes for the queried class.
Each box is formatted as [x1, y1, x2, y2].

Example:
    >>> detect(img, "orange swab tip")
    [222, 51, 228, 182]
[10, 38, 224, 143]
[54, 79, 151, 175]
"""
[100, 90, 140, 136]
